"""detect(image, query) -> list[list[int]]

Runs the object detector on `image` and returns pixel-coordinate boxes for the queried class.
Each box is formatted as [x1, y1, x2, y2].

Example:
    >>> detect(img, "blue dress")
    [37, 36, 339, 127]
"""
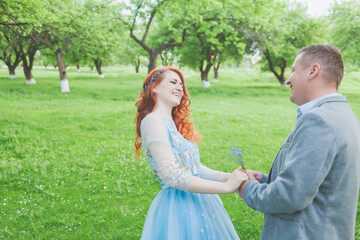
[140, 113, 240, 240]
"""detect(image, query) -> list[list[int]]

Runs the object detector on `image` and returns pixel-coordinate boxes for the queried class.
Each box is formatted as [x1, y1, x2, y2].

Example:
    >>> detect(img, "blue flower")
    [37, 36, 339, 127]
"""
[229, 142, 245, 169]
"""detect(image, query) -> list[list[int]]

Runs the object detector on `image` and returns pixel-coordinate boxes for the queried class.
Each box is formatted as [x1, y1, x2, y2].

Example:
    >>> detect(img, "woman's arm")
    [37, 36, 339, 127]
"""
[141, 114, 248, 193]
[199, 164, 231, 182]
[189, 169, 248, 194]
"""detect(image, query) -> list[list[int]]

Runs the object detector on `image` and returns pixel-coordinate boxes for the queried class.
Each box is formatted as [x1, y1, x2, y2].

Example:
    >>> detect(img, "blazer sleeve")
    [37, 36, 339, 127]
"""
[243, 112, 337, 214]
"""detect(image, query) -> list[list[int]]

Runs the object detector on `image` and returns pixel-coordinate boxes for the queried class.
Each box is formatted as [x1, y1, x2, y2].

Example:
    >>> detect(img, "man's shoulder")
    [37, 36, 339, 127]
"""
[301, 100, 360, 139]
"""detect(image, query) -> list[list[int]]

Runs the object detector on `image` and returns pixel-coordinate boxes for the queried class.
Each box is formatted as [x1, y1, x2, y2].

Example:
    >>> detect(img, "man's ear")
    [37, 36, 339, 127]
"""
[309, 63, 321, 80]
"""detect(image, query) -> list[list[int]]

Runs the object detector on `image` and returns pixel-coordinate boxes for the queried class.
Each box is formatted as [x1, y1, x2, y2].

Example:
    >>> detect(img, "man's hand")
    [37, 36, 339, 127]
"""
[244, 170, 262, 183]
[238, 171, 255, 198]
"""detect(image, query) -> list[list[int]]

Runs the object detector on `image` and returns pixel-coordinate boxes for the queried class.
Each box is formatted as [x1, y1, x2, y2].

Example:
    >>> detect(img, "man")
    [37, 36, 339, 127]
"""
[239, 44, 360, 239]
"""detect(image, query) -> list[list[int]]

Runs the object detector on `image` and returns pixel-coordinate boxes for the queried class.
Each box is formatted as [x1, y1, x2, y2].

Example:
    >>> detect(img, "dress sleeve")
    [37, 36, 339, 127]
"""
[198, 164, 220, 181]
[141, 114, 192, 191]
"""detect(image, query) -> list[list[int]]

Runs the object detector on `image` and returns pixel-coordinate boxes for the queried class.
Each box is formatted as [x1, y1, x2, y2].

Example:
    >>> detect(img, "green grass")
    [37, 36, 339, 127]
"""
[0, 65, 359, 239]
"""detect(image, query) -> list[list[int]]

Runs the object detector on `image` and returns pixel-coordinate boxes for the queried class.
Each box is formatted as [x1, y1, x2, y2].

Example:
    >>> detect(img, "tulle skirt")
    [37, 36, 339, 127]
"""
[141, 188, 240, 240]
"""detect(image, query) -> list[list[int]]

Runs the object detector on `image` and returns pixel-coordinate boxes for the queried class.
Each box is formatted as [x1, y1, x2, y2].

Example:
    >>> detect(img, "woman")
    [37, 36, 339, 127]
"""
[135, 66, 247, 239]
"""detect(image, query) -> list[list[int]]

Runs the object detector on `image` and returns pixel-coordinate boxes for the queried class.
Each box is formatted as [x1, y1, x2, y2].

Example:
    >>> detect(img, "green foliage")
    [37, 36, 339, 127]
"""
[176, 0, 247, 72]
[118, 34, 147, 65]
[72, 0, 124, 66]
[1, 0, 358, 85]
[0, 27, 21, 68]
[36, 48, 57, 67]
[329, 0, 360, 66]
[241, 1, 325, 85]
[1, 66, 360, 239]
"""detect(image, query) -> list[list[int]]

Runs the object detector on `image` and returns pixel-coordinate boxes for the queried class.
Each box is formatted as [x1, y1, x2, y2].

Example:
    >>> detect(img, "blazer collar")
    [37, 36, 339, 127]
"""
[312, 94, 347, 109]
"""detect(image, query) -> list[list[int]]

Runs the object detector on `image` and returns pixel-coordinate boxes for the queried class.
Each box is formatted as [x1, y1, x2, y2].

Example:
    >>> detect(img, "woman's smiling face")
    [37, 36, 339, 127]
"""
[153, 70, 184, 108]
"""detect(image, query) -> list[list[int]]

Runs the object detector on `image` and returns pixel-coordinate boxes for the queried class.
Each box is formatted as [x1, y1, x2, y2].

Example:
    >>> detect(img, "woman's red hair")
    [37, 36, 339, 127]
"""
[134, 66, 202, 158]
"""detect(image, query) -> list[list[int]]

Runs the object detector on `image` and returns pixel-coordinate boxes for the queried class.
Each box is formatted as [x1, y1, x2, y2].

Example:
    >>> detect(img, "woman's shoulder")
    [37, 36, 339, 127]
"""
[141, 112, 173, 128]
[142, 112, 159, 122]
[142, 112, 166, 122]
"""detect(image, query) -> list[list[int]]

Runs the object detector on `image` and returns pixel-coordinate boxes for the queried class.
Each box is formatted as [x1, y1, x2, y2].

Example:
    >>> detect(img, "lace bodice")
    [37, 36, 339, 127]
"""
[141, 113, 220, 191]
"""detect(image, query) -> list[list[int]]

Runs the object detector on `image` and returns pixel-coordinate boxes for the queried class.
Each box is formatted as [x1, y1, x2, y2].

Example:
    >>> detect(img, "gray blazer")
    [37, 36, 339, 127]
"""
[243, 95, 360, 240]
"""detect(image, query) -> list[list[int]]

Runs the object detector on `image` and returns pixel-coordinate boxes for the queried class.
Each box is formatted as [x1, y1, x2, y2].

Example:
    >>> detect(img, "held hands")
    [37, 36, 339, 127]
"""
[237, 169, 262, 198]
[225, 168, 249, 193]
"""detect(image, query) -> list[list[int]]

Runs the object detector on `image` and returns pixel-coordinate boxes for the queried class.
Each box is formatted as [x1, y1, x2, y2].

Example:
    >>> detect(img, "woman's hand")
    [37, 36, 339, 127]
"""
[225, 169, 249, 193]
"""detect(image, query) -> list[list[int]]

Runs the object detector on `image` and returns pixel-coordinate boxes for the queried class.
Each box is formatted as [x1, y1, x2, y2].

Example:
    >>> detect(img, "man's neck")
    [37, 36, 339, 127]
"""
[305, 86, 338, 104]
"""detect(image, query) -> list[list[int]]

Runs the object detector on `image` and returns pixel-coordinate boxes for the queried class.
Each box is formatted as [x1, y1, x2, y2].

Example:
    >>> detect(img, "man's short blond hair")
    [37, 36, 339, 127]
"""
[298, 44, 344, 87]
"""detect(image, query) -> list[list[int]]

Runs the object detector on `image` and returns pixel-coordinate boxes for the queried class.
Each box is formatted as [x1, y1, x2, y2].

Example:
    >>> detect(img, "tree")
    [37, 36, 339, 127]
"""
[63, 0, 124, 78]
[0, 27, 22, 78]
[212, 43, 244, 83]
[0, 0, 46, 83]
[329, 0, 360, 66]
[34, 30, 71, 91]
[1, 0, 81, 90]
[18, 31, 42, 84]
[32, 0, 87, 92]
[242, 1, 324, 86]
[177, 0, 246, 87]
[119, 37, 147, 73]
[63, 43, 88, 72]
[123, 0, 190, 73]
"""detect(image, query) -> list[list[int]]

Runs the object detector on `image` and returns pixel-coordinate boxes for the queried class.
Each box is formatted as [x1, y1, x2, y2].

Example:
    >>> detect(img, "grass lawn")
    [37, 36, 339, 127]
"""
[0, 65, 359, 239]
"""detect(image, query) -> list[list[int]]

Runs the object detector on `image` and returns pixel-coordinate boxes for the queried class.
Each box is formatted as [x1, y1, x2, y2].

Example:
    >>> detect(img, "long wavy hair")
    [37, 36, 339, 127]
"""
[134, 66, 202, 158]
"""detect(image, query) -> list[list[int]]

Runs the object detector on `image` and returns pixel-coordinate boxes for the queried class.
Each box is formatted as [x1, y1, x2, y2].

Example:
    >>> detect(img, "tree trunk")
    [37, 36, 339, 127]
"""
[94, 58, 104, 78]
[279, 60, 287, 87]
[199, 60, 212, 88]
[56, 49, 70, 92]
[90, 65, 94, 72]
[197, 35, 214, 88]
[8, 66, 15, 78]
[76, 64, 80, 72]
[1, 34, 21, 79]
[213, 61, 220, 83]
[18, 40, 37, 84]
[278, 75, 286, 87]
[23, 65, 35, 84]
[200, 70, 208, 81]
[131, 56, 140, 74]
[22, 54, 36, 85]
[264, 49, 286, 87]
[3, 55, 20, 79]
[148, 50, 158, 73]
[6, 64, 16, 79]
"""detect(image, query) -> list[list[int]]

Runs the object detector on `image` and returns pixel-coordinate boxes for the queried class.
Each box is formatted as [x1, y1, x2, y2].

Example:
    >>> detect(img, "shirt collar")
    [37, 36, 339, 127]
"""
[297, 93, 342, 120]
